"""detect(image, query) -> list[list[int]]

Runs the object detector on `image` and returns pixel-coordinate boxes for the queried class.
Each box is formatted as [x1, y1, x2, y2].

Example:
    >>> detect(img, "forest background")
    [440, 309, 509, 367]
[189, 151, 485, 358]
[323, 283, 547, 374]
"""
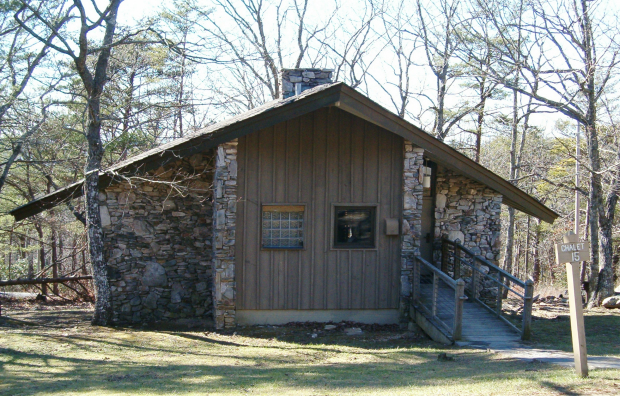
[1, 0, 618, 314]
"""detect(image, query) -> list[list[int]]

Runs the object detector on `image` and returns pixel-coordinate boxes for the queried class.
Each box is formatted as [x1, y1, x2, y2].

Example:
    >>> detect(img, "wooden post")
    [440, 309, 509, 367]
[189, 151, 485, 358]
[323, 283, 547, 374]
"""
[431, 272, 439, 319]
[413, 258, 420, 302]
[471, 262, 479, 300]
[555, 231, 589, 377]
[453, 279, 465, 340]
[496, 273, 503, 316]
[570, 125, 588, 377]
[441, 240, 449, 273]
[567, 258, 588, 377]
[522, 279, 534, 340]
[454, 247, 461, 280]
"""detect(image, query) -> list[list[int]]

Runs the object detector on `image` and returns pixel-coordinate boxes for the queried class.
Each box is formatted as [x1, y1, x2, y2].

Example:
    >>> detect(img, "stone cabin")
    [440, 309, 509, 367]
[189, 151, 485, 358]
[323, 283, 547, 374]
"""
[10, 69, 558, 329]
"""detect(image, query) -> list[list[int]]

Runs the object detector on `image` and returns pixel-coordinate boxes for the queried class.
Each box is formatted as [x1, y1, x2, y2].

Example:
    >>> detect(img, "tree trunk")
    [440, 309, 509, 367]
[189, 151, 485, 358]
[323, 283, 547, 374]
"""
[532, 218, 541, 284]
[581, 198, 590, 285]
[8, 231, 13, 280]
[35, 223, 47, 295]
[74, 0, 123, 325]
[85, 121, 111, 324]
[525, 215, 531, 276]
[436, 72, 447, 140]
[474, 102, 484, 163]
[52, 229, 59, 295]
[503, 87, 520, 277]
[592, 176, 619, 304]
[27, 237, 34, 279]
[585, 128, 603, 308]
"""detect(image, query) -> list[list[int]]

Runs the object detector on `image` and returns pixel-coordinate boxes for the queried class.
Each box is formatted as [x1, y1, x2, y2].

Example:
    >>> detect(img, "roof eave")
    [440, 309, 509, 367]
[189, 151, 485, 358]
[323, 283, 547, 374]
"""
[334, 85, 559, 223]
[10, 83, 344, 221]
[10, 82, 558, 224]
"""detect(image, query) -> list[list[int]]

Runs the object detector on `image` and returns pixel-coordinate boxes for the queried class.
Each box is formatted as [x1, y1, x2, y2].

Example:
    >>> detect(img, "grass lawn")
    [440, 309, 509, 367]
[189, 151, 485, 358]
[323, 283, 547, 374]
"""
[1, 301, 619, 396]
[527, 300, 620, 357]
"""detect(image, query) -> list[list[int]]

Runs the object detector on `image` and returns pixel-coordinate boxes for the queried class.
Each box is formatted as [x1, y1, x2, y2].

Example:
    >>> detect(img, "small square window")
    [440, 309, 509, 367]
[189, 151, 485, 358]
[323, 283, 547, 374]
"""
[334, 206, 376, 248]
[262, 205, 304, 249]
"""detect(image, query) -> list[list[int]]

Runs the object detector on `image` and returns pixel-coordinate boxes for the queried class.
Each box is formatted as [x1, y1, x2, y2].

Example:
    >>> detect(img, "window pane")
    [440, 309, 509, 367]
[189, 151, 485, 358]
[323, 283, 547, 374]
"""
[334, 207, 375, 248]
[261, 205, 304, 249]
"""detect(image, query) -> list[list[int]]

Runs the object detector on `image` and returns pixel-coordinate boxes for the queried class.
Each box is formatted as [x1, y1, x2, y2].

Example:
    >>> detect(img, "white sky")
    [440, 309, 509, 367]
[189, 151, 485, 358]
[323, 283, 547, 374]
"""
[115, 0, 619, 141]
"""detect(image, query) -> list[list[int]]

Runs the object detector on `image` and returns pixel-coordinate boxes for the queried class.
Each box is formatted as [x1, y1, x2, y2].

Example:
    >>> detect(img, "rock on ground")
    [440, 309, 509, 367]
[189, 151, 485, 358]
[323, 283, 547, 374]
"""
[602, 296, 620, 309]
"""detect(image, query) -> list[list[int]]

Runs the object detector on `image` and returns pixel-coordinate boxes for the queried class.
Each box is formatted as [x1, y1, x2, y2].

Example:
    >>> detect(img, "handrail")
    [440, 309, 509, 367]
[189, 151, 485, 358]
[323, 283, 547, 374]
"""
[412, 256, 466, 341]
[417, 256, 458, 287]
[442, 237, 524, 287]
[441, 237, 534, 340]
[459, 256, 525, 299]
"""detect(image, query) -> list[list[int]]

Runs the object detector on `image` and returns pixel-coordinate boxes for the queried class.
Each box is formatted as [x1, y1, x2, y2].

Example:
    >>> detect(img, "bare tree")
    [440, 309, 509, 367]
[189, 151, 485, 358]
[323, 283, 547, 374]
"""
[467, 0, 620, 305]
[318, 0, 381, 91]
[372, 0, 421, 119]
[0, 3, 71, 194]
[415, 0, 490, 141]
[15, 0, 128, 324]
[191, 0, 332, 111]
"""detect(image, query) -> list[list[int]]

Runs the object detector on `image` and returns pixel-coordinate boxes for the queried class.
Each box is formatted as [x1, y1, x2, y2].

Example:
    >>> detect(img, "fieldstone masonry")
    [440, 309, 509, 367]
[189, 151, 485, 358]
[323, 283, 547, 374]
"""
[400, 142, 425, 323]
[98, 141, 502, 329]
[212, 140, 238, 329]
[433, 167, 502, 264]
[281, 68, 333, 99]
[101, 151, 215, 326]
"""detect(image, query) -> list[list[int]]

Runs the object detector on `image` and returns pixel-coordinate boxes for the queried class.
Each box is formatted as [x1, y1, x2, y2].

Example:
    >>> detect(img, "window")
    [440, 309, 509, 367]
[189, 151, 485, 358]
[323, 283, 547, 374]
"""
[262, 205, 304, 249]
[333, 206, 376, 248]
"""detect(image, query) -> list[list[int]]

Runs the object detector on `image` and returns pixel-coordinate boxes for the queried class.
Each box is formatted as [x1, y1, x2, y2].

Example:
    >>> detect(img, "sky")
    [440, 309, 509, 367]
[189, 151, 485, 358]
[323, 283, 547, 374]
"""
[103, 0, 620, 141]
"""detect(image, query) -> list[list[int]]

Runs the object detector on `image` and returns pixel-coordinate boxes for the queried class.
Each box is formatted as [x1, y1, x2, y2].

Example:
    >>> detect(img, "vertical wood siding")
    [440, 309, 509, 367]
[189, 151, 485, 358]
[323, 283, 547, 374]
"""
[237, 107, 403, 310]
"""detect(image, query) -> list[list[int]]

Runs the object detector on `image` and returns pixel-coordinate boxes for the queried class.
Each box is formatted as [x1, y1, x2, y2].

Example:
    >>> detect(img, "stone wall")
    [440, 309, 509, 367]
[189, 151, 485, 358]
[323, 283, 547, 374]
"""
[212, 140, 238, 329]
[101, 151, 215, 326]
[281, 68, 333, 99]
[433, 166, 502, 264]
[400, 142, 424, 323]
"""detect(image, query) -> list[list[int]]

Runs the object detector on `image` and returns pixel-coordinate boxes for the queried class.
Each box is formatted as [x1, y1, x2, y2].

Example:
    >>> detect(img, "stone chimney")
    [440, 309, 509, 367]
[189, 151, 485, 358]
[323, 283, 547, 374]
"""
[280, 68, 333, 99]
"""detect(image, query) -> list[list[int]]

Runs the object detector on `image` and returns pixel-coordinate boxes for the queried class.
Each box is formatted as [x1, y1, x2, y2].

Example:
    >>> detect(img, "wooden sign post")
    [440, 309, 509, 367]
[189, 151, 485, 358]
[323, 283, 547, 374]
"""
[555, 231, 590, 377]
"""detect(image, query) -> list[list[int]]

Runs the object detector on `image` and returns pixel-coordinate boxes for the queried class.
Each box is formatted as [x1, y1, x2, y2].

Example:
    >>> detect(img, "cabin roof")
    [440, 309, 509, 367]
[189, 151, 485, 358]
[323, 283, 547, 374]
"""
[9, 82, 558, 223]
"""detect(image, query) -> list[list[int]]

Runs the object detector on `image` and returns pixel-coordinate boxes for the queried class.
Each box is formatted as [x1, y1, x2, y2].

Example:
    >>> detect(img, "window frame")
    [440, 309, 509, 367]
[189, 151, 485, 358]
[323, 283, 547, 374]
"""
[331, 203, 379, 250]
[260, 203, 307, 251]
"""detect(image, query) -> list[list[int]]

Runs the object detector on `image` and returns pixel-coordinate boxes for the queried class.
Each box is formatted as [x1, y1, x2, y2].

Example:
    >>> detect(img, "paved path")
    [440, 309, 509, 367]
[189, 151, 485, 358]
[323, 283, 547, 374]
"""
[455, 301, 620, 370]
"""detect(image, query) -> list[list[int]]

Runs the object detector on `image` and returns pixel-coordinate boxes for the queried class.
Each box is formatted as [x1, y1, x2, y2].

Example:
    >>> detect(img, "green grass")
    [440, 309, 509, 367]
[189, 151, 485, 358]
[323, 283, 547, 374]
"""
[1, 303, 619, 395]
[528, 305, 620, 357]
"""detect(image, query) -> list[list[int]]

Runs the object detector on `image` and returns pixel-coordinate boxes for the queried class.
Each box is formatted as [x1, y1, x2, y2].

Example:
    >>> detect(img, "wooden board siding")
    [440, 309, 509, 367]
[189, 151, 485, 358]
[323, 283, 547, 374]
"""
[236, 107, 404, 310]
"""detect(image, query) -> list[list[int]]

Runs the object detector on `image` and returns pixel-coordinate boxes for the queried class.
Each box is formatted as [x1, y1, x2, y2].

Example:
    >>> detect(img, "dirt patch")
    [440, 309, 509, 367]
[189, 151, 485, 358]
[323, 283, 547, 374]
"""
[0, 298, 94, 329]
[218, 320, 428, 346]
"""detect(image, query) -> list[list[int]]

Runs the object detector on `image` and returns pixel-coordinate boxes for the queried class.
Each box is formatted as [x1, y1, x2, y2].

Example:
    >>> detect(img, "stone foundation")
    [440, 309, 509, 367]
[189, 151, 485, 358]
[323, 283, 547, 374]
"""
[433, 167, 502, 264]
[212, 140, 238, 329]
[400, 142, 424, 323]
[101, 151, 215, 326]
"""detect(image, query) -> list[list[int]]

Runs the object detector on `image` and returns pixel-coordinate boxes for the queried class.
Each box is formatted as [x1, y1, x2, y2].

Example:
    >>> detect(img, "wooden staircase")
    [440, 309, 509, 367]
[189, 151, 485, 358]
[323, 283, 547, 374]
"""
[411, 238, 534, 345]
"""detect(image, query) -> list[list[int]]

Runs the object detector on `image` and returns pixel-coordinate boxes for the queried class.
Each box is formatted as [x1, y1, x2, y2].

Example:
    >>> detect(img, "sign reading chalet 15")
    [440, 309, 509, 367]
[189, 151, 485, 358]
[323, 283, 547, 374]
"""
[555, 241, 591, 264]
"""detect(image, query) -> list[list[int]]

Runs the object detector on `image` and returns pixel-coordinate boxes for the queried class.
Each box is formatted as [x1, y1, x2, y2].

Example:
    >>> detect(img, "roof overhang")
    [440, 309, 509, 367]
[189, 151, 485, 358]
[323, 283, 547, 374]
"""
[334, 85, 558, 223]
[9, 83, 558, 223]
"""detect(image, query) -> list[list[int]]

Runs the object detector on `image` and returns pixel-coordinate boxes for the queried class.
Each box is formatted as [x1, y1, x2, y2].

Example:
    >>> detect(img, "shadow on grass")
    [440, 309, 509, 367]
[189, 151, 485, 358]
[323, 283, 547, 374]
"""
[3, 305, 618, 395]
[0, 344, 566, 396]
[529, 311, 620, 357]
[539, 381, 584, 396]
